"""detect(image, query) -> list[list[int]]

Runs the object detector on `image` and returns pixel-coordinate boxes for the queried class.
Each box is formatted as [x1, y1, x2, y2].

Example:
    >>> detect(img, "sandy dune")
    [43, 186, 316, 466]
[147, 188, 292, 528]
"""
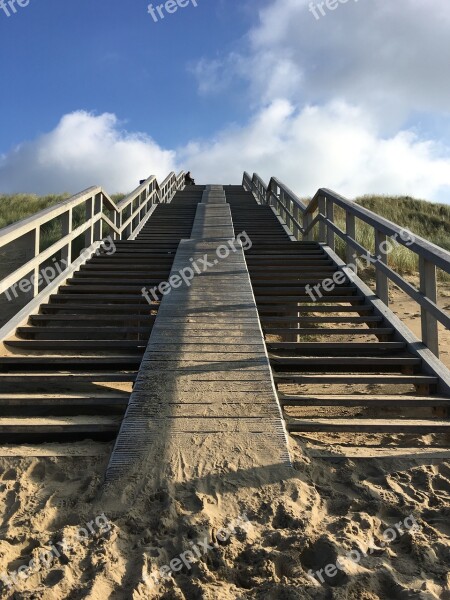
[0, 285, 449, 599]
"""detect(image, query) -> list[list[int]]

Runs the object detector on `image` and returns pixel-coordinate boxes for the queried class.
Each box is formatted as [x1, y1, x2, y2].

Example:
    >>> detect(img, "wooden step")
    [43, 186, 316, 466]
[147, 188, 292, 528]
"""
[280, 394, 450, 407]
[0, 372, 137, 382]
[16, 326, 152, 338]
[259, 305, 374, 314]
[41, 303, 157, 312]
[0, 416, 121, 434]
[266, 342, 406, 353]
[255, 295, 363, 303]
[55, 293, 156, 301]
[5, 340, 146, 352]
[270, 356, 420, 367]
[0, 394, 129, 407]
[254, 286, 356, 294]
[0, 356, 141, 369]
[264, 327, 394, 336]
[287, 418, 450, 433]
[30, 314, 155, 324]
[261, 316, 382, 324]
[274, 374, 438, 385]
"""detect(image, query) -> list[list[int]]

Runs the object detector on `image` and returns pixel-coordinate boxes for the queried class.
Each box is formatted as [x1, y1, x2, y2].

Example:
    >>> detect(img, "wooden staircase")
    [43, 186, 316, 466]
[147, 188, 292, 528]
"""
[226, 186, 450, 441]
[0, 188, 204, 442]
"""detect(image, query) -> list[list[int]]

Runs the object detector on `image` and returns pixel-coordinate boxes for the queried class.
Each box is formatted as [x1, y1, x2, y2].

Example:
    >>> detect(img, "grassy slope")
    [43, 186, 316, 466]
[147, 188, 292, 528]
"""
[0, 194, 71, 229]
[355, 195, 450, 252]
[0, 193, 127, 250]
[0, 192, 448, 275]
[336, 195, 450, 277]
[0, 193, 127, 230]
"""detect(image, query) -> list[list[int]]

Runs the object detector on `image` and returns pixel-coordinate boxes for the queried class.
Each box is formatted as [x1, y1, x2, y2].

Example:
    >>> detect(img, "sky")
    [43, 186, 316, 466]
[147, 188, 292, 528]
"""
[1, 0, 450, 202]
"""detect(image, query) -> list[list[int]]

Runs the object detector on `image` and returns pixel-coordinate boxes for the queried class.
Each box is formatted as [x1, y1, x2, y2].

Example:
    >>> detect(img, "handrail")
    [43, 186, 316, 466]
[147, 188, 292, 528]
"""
[0, 171, 185, 301]
[243, 172, 450, 357]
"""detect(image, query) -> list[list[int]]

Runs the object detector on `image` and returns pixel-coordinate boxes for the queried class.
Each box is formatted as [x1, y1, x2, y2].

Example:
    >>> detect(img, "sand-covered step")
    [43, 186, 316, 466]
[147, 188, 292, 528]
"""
[279, 394, 450, 407]
[264, 327, 394, 336]
[0, 416, 121, 434]
[59, 285, 153, 293]
[15, 326, 152, 340]
[249, 266, 337, 273]
[4, 340, 146, 352]
[266, 342, 406, 354]
[0, 357, 141, 370]
[270, 356, 421, 368]
[258, 305, 374, 314]
[0, 394, 129, 407]
[0, 372, 137, 383]
[274, 374, 438, 385]
[253, 286, 357, 295]
[40, 303, 159, 313]
[286, 418, 450, 433]
[30, 314, 155, 325]
[54, 293, 156, 302]
[255, 295, 364, 304]
[306, 447, 450, 459]
[261, 316, 382, 324]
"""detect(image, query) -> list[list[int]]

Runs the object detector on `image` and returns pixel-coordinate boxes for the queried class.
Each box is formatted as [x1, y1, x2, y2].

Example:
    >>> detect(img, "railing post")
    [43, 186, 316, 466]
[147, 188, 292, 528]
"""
[345, 212, 357, 271]
[93, 193, 102, 241]
[33, 225, 40, 297]
[61, 208, 72, 268]
[85, 196, 94, 248]
[326, 198, 335, 250]
[419, 256, 439, 357]
[375, 230, 389, 305]
[114, 209, 121, 241]
[303, 212, 312, 242]
[318, 196, 326, 243]
[293, 204, 301, 240]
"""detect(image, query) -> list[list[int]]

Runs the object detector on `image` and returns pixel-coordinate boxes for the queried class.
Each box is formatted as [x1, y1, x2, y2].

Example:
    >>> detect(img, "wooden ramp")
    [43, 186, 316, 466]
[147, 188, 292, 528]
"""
[106, 186, 291, 483]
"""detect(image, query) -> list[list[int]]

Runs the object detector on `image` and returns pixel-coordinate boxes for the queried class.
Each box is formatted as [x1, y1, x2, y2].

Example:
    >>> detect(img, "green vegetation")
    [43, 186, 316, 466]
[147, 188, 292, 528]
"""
[0, 192, 129, 251]
[298, 194, 450, 278]
[0, 193, 71, 230]
[337, 195, 450, 278]
[1, 191, 448, 278]
[355, 195, 450, 252]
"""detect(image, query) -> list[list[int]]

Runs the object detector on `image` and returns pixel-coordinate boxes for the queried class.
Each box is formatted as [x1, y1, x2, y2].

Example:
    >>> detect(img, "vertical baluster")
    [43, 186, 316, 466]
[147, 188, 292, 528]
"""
[318, 196, 326, 243]
[419, 256, 439, 357]
[374, 230, 389, 305]
[85, 196, 94, 247]
[326, 198, 335, 250]
[346, 211, 357, 272]
[61, 208, 72, 270]
[33, 225, 40, 297]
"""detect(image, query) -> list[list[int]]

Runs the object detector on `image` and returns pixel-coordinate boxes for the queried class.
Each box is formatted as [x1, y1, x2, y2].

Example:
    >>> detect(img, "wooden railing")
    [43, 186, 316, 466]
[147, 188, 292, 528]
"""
[243, 172, 450, 357]
[0, 171, 185, 301]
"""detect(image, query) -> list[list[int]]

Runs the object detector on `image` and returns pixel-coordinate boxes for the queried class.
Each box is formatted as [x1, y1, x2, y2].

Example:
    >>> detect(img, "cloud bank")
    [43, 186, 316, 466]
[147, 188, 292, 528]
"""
[1, 0, 450, 202]
[0, 112, 177, 194]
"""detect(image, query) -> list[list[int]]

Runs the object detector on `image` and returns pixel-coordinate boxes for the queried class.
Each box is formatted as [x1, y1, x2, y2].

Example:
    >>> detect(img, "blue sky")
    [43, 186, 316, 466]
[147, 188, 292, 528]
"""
[1, 0, 450, 202]
[0, 0, 250, 149]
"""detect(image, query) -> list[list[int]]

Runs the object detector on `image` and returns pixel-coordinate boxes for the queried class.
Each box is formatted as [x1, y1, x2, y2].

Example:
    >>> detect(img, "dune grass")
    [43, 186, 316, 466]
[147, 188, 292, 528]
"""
[1, 191, 448, 278]
[0, 192, 128, 251]
[297, 194, 450, 279]
[338, 195, 450, 279]
[0, 194, 71, 230]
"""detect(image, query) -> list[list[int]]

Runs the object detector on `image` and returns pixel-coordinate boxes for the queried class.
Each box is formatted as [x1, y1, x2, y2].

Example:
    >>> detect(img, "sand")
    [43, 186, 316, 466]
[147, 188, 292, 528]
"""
[0, 283, 449, 599]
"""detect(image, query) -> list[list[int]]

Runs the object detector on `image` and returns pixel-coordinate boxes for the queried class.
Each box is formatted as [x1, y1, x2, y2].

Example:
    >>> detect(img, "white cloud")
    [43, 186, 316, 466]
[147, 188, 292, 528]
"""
[1, 1, 450, 203]
[179, 0, 450, 201]
[239, 0, 450, 123]
[0, 111, 177, 194]
[181, 99, 450, 202]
